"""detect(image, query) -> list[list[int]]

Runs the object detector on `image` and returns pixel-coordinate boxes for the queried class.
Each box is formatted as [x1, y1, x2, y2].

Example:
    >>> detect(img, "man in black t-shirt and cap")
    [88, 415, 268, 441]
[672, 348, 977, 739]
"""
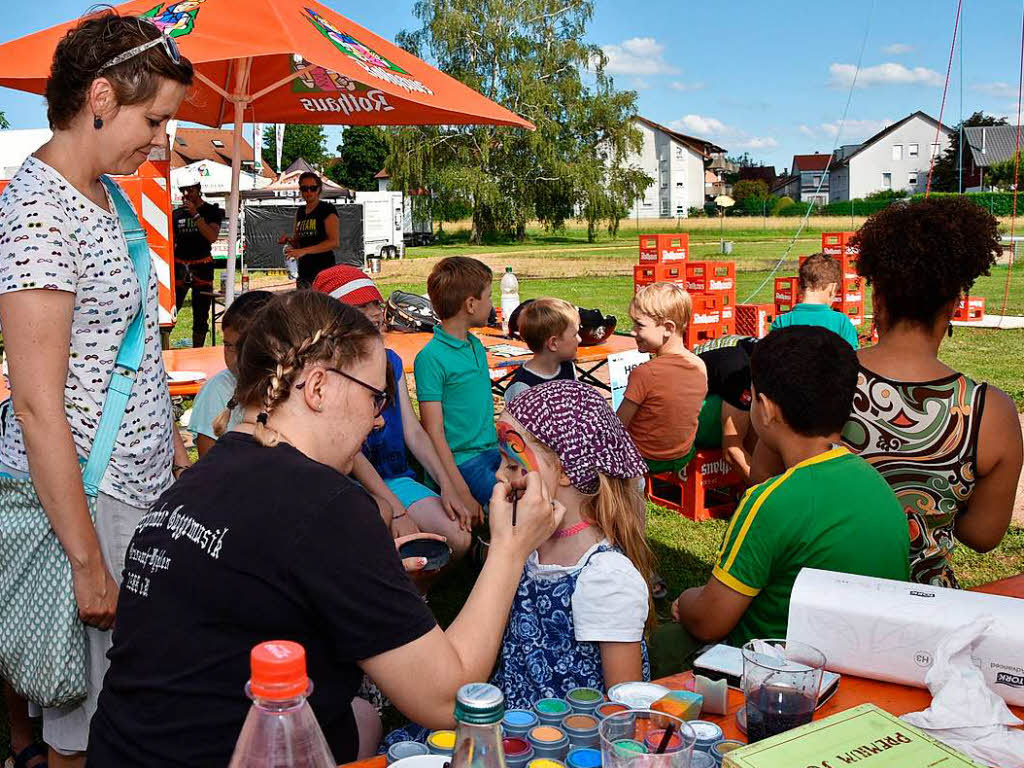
[173, 174, 224, 347]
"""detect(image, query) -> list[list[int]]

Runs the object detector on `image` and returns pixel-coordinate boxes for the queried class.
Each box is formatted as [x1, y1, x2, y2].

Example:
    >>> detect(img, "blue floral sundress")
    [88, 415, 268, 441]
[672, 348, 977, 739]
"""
[491, 542, 650, 710]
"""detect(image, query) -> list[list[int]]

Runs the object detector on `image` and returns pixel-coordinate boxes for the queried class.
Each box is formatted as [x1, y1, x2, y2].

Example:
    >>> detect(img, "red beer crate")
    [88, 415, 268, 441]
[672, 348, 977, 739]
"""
[830, 277, 864, 309]
[686, 294, 723, 347]
[839, 300, 865, 327]
[774, 277, 800, 305]
[736, 303, 776, 338]
[706, 290, 737, 322]
[821, 231, 859, 255]
[634, 263, 687, 292]
[645, 448, 743, 521]
[639, 233, 689, 264]
[953, 296, 986, 322]
[685, 261, 736, 294]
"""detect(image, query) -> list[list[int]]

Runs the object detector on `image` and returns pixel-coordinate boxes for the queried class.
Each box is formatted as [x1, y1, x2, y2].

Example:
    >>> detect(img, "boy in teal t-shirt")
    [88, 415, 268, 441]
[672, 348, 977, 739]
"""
[415, 257, 500, 525]
[651, 327, 909, 676]
[771, 252, 859, 348]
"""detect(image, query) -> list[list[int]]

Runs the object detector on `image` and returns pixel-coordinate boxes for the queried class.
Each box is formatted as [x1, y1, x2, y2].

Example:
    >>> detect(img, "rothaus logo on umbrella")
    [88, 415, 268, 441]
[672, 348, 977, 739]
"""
[290, 56, 396, 116]
[302, 7, 434, 96]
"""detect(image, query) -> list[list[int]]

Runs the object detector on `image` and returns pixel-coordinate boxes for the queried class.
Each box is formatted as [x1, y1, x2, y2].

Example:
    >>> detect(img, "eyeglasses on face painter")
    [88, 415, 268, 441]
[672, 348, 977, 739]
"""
[296, 367, 391, 415]
[299, 185, 320, 192]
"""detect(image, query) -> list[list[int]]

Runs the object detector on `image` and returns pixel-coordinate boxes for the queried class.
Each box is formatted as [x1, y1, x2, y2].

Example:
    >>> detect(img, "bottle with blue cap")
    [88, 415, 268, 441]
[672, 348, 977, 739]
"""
[452, 683, 508, 768]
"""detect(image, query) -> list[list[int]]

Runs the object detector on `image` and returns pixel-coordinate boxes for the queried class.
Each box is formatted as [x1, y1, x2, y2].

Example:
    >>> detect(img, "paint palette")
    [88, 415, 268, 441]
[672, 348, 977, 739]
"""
[398, 537, 452, 571]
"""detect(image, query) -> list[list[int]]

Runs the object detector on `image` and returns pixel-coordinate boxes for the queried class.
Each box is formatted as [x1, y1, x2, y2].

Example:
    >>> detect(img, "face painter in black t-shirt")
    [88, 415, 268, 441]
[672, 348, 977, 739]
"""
[88, 292, 562, 768]
[288, 172, 338, 289]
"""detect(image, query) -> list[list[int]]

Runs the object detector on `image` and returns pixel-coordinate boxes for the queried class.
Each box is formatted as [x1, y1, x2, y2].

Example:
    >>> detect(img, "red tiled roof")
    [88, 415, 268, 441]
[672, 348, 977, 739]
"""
[791, 153, 833, 172]
[375, 168, 390, 179]
[171, 128, 276, 179]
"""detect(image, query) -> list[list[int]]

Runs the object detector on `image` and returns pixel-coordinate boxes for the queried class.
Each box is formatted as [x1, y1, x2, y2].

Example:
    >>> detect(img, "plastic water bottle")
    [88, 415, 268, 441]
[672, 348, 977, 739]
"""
[228, 641, 336, 768]
[285, 246, 299, 280]
[500, 266, 520, 336]
[451, 683, 507, 768]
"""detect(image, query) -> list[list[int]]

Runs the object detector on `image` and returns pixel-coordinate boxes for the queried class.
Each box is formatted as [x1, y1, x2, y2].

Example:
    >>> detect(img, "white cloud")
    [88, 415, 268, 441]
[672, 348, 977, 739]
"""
[972, 82, 1015, 99]
[819, 118, 894, 139]
[672, 114, 730, 135]
[882, 43, 914, 55]
[828, 62, 944, 89]
[739, 136, 779, 149]
[631, 78, 652, 90]
[669, 114, 777, 151]
[600, 37, 679, 75]
[670, 81, 705, 92]
[799, 124, 816, 137]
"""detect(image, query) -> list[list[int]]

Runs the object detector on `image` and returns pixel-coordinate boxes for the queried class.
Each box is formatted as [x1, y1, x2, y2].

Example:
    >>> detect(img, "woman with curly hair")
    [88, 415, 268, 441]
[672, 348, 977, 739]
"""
[842, 197, 1023, 588]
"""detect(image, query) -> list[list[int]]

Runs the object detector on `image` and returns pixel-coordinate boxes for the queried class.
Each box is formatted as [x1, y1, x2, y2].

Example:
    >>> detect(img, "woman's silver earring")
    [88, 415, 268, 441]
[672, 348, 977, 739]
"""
[93, 115, 103, 130]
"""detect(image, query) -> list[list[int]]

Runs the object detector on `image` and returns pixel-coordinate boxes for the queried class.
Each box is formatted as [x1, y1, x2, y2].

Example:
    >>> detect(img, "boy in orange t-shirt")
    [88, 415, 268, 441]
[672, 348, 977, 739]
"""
[618, 282, 708, 474]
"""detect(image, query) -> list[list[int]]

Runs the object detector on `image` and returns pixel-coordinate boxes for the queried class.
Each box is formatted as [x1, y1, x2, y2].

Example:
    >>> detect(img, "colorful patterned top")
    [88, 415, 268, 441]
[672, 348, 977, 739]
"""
[842, 367, 987, 588]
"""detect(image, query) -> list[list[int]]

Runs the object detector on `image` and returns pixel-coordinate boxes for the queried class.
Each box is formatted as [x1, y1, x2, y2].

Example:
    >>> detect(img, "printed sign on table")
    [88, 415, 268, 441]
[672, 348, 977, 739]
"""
[608, 350, 650, 410]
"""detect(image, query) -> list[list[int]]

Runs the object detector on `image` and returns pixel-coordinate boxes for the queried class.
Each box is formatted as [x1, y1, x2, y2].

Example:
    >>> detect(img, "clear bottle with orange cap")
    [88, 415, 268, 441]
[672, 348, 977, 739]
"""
[228, 640, 336, 767]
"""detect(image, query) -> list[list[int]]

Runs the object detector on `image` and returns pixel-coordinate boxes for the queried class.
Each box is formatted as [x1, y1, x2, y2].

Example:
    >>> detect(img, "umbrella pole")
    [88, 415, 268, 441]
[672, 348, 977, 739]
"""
[225, 104, 243, 307]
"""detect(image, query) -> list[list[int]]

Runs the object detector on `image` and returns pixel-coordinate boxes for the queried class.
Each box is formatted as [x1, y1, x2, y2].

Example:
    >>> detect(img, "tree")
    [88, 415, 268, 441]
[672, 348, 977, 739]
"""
[261, 124, 327, 174]
[327, 126, 389, 191]
[987, 150, 1023, 189]
[930, 111, 1007, 192]
[0, 111, 8, 130]
[385, 0, 651, 244]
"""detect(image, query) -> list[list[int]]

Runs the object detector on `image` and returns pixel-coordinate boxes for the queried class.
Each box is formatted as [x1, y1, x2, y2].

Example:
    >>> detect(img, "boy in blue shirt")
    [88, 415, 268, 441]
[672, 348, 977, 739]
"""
[771, 252, 859, 348]
[415, 257, 500, 528]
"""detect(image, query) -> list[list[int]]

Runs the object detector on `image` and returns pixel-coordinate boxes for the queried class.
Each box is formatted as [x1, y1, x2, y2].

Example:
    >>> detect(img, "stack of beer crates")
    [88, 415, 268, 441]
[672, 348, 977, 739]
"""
[771, 232, 864, 330]
[632, 233, 736, 346]
[735, 304, 775, 337]
[953, 296, 986, 322]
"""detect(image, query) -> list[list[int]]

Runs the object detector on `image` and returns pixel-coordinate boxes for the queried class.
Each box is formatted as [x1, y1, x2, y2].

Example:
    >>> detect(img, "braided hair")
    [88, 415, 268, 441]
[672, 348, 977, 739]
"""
[221, 291, 380, 447]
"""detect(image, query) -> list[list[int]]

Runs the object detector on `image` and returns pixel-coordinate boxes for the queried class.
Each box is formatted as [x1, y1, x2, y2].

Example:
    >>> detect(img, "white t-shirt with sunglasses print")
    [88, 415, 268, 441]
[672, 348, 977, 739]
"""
[0, 156, 175, 507]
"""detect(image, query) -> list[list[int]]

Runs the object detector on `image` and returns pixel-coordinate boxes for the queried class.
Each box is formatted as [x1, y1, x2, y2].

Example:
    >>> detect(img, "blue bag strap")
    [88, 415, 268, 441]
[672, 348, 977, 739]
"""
[81, 177, 152, 497]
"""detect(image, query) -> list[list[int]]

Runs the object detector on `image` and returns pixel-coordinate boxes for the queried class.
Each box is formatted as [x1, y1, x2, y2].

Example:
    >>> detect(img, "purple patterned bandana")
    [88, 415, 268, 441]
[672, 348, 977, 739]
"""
[505, 379, 648, 494]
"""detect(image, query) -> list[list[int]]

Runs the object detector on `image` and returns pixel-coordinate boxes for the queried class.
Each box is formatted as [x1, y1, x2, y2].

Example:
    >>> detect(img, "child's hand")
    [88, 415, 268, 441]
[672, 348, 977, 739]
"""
[454, 490, 481, 532]
[488, 472, 565, 561]
[440, 483, 471, 526]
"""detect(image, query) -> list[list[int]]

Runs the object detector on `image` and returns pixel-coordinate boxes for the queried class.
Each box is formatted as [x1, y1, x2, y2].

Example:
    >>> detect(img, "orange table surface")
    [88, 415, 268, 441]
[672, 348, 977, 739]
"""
[338, 575, 1023, 768]
[165, 330, 637, 398]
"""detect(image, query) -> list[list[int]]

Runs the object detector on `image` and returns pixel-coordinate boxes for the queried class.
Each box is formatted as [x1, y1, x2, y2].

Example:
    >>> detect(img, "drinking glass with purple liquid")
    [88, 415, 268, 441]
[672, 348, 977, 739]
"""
[741, 639, 825, 743]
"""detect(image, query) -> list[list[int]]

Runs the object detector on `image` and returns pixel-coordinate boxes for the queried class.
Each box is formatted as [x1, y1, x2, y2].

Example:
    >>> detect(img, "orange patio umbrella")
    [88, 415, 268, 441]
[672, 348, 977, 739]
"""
[0, 0, 533, 301]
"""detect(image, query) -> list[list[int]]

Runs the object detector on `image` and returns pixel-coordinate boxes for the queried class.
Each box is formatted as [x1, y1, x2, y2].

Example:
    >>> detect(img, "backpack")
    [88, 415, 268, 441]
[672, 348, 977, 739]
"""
[386, 290, 440, 333]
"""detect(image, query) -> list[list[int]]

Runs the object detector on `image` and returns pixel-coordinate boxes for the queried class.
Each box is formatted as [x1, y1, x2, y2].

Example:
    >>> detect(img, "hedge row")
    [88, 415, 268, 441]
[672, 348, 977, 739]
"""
[772, 192, 1019, 217]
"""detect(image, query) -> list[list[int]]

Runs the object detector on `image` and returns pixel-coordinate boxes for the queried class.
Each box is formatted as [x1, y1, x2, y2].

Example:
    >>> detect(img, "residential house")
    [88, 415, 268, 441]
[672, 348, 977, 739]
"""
[625, 116, 725, 218]
[790, 153, 833, 204]
[828, 111, 952, 202]
[171, 127, 275, 180]
[963, 124, 1022, 190]
[737, 165, 777, 186]
[771, 171, 800, 200]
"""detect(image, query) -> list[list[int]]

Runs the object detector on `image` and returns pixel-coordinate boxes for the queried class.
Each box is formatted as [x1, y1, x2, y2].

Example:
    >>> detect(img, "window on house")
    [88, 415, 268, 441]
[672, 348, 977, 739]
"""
[676, 205, 686, 216]
[660, 201, 670, 216]
[675, 146, 684, 159]
[931, 143, 941, 157]
[882, 172, 892, 189]
[813, 175, 821, 186]
[642, 201, 654, 208]
[676, 181, 684, 188]
[909, 143, 919, 157]
[909, 172, 918, 186]
[211, 139, 225, 148]
[892, 144, 903, 160]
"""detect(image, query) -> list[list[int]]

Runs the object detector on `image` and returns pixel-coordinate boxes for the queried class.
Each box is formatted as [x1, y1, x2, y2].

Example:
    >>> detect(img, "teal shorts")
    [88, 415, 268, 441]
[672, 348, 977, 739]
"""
[385, 476, 439, 508]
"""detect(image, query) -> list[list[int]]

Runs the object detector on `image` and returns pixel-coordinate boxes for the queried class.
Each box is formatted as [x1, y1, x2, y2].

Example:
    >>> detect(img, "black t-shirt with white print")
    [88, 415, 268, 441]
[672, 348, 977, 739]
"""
[88, 431, 436, 767]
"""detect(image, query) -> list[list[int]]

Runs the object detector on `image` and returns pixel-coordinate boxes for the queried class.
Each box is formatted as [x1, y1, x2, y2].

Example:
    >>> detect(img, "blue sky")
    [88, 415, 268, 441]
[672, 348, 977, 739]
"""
[1, 0, 1021, 171]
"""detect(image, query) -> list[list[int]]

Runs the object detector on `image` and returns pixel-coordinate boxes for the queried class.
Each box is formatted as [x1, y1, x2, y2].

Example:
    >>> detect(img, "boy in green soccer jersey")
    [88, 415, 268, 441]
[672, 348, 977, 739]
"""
[651, 326, 909, 675]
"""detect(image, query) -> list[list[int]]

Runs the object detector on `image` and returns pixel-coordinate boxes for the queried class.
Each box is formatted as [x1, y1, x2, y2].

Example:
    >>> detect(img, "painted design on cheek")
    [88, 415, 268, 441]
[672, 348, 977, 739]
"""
[497, 421, 540, 476]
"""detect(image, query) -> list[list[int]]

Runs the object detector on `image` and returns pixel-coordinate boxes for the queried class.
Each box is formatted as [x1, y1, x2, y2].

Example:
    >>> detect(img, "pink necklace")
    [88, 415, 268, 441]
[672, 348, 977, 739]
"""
[552, 520, 593, 539]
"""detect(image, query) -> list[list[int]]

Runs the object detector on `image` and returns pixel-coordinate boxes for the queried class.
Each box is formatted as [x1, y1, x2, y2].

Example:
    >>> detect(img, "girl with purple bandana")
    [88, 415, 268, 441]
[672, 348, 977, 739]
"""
[491, 380, 655, 708]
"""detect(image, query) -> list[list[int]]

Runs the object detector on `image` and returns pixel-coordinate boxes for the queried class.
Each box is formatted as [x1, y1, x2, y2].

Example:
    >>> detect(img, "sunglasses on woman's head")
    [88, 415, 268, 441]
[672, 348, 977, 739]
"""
[296, 367, 390, 415]
[99, 25, 181, 71]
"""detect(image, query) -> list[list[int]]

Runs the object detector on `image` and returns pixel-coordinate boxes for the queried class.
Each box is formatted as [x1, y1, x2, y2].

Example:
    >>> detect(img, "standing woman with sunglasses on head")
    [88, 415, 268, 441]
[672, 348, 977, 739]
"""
[0, 12, 193, 767]
[278, 171, 340, 289]
[88, 290, 563, 766]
